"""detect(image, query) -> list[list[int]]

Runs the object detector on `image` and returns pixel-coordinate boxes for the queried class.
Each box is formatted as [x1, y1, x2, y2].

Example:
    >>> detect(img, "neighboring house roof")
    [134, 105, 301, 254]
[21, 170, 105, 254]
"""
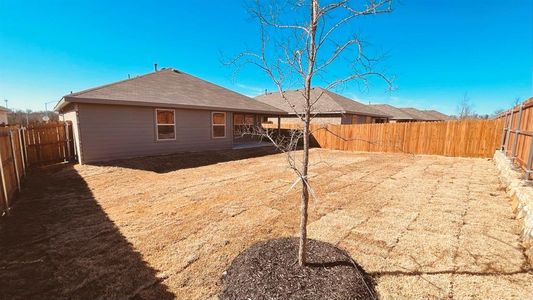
[254, 87, 390, 118]
[0, 106, 9, 112]
[369, 104, 414, 121]
[422, 110, 452, 121]
[55, 68, 286, 115]
[399, 108, 441, 121]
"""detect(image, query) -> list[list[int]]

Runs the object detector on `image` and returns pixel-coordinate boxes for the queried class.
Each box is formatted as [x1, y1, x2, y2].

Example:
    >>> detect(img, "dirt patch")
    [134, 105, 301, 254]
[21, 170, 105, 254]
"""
[1, 149, 531, 299]
[220, 237, 376, 300]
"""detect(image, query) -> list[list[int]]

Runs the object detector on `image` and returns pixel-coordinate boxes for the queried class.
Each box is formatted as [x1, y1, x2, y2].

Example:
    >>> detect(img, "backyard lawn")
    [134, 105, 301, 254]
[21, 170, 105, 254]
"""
[1, 148, 532, 299]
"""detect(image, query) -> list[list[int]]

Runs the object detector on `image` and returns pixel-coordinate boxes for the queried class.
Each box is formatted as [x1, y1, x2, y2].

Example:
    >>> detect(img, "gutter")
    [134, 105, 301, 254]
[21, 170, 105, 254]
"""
[60, 96, 289, 115]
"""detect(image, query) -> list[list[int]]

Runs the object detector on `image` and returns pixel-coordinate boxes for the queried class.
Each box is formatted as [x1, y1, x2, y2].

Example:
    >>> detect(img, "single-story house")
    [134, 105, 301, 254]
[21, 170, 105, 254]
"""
[55, 68, 286, 164]
[369, 104, 416, 123]
[399, 108, 442, 121]
[0, 106, 9, 125]
[422, 110, 452, 121]
[255, 87, 390, 125]
[371, 104, 450, 122]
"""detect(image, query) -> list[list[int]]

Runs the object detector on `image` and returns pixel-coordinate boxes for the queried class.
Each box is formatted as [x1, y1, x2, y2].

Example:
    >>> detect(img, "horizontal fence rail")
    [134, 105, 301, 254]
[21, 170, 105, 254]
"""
[264, 119, 504, 158]
[498, 98, 533, 179]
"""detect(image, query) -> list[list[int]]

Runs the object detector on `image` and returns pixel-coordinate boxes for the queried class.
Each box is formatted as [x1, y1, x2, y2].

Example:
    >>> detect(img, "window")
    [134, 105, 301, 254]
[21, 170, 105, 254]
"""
[245, 114, 255, 125]
[212, 112, 226, 138]
[156, 109, 175, 140]
[234, 113, 245, 125]
[353, 115, 366, 124]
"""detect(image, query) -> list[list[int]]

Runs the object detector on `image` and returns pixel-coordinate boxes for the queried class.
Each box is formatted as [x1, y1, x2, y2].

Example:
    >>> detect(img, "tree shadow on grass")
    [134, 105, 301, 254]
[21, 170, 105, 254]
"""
[0, 164, 174, 299]
[93, 147, 282, 174]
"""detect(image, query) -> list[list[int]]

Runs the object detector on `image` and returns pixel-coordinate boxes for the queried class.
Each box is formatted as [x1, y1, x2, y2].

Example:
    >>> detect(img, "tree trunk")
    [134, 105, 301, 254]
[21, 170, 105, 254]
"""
[297, 0, 318, 267]
[298, 116, 311, 266]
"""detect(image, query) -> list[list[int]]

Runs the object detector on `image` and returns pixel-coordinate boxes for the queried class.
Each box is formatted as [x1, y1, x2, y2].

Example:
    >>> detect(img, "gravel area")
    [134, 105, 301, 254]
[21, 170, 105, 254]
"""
[0, 148, 531, 299]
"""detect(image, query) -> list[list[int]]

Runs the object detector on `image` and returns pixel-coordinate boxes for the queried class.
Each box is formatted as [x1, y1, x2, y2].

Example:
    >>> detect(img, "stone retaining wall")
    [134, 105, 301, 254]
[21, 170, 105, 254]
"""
[493, 150, 533, 265]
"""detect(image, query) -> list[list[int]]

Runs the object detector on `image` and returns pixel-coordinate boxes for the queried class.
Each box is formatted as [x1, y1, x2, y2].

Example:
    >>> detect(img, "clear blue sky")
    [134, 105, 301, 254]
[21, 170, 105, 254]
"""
[0, 0, 531, 115]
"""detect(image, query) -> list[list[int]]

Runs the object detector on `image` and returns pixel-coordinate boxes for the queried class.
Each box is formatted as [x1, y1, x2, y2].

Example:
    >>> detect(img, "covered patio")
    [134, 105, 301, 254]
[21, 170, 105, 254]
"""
[232, 112, 281, 149]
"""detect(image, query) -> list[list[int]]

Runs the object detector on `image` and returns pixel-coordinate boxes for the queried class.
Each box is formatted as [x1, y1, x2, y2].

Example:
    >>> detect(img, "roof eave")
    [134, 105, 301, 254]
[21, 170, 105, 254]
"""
[54, 98, 68, 112]
[61, 97, 288, 115]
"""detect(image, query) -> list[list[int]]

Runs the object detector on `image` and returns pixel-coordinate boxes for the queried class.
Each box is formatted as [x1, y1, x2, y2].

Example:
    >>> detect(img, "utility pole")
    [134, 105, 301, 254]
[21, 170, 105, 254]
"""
[44, 100, 56, 123]
[3, 99, 7, 109]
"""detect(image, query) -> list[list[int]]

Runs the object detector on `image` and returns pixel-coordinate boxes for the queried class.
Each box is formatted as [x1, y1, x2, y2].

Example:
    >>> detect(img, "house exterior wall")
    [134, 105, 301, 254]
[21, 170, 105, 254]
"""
[76, 103, 234, 164]
[0, 111, 8, 125]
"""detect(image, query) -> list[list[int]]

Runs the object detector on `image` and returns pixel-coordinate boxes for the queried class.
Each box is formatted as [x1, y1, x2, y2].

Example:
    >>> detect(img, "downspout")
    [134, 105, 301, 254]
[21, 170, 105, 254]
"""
[74, 103, 84, 165]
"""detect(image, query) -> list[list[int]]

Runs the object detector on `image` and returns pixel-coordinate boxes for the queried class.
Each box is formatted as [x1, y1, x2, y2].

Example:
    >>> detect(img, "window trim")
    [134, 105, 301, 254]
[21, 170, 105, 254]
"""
[155, 108, 176, 141]
[211, 111, 226, 139]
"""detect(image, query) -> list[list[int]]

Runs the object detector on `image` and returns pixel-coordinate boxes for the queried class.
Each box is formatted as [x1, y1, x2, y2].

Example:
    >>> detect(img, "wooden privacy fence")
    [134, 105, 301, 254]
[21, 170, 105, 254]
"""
[0, 122, 74, 216]
[498, 97, 533, 179]
[264, 119, 504, 158]
[0, 126, 26, 215]
[24, 122, 75, 166]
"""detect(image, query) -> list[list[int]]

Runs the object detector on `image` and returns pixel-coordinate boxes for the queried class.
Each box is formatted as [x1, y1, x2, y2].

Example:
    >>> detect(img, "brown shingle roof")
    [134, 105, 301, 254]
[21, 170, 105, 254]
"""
[399, 108, 440, 121]
[422, 110, 452, 121]
[0, 106, 9, 112]
[255, 88, 390, 117]
[55, 68, 285, 114]
[369, 104, 414, 120]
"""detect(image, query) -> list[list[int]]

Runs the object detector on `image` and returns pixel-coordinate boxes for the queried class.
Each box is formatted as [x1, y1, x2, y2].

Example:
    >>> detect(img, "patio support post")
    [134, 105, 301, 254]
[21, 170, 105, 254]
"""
[511, 104, 523, 163]
[277, 115, 281, 136]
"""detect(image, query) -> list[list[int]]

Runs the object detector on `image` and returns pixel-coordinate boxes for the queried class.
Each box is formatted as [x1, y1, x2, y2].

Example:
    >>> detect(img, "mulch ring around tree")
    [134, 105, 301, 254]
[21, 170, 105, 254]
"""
[220, 237, 377, 300]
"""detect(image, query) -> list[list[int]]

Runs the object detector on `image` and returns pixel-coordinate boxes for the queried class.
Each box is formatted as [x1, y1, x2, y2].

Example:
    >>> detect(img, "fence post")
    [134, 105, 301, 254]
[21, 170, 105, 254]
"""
[511, 104, 523, 163]
[9, 130, 21, 192]
[0, 140, 10, 215]
[500, 110, 509, 150]
[22, 127, 29, 168]
[18, 128, 26, 177]
[55, 126, 63, 160]
[525, 132, 533, 181]
[504, 108, 514, 154]
[36, 131, 41, 164]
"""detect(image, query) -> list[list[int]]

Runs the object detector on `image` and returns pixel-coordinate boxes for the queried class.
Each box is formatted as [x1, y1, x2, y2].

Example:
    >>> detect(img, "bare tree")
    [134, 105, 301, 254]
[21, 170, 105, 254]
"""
[7, 109, 59, 125]
[230, 0, 393, 266]
[457, 92, 475, 119]
[492, 108, 505, 118]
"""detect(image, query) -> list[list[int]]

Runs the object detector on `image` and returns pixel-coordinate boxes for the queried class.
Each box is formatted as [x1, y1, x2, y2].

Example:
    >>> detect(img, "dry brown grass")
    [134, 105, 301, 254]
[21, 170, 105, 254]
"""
[1, 148, 531, 299]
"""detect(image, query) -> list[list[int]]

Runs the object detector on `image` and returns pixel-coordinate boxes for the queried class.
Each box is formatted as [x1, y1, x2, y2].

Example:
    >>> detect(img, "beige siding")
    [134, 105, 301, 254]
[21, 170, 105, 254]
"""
[0, 111, 7, 125]
[61, 104, 82, 163]
[77, 104, 233, 164]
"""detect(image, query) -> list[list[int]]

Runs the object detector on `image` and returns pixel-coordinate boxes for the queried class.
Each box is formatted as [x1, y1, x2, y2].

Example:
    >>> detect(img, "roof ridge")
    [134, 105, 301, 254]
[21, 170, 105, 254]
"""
[321, 89, 352, 113]
[323, 90, 390, 116]
[175, 70, 259, 101]
[66, 68, 176, 98]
